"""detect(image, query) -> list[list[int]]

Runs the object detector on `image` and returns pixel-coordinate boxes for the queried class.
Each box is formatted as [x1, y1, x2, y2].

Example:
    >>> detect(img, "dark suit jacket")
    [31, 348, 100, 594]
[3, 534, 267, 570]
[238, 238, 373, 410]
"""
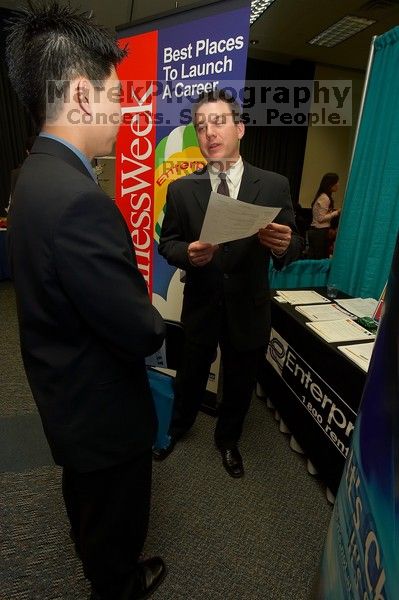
[159, 162, 302, 351]
[7, 137, 165, 472]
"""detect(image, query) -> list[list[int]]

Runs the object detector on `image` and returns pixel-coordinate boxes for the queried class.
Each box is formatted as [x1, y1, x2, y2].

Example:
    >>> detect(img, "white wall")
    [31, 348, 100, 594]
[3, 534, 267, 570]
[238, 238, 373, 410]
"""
[299, 64, 365, 208]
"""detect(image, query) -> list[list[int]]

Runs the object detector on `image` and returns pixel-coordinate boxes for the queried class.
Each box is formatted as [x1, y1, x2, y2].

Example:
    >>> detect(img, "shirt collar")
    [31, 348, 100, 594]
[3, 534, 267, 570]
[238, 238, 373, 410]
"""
[208, 156, 243, 189]
[39, 132, 97, 182]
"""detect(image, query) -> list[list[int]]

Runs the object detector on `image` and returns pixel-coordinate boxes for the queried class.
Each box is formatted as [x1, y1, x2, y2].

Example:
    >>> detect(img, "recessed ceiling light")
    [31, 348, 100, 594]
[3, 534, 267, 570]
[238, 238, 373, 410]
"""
[250, 0, 277, 26]
[309, 15, 376, 47]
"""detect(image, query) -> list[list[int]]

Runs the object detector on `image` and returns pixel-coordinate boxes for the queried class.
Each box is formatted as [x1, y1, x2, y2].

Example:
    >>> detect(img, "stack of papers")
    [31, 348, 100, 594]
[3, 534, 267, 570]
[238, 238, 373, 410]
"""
[335, 297, 378, 318]
[338, 342, 374, 372]
[306, 319, 376, 343]
[276, 290, 330, 305]
[295, 303, 348, 321]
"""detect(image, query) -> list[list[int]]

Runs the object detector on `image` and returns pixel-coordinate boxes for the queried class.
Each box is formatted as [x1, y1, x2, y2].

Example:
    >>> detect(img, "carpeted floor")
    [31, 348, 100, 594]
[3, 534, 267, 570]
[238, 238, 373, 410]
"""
[0, 281, 332, 599]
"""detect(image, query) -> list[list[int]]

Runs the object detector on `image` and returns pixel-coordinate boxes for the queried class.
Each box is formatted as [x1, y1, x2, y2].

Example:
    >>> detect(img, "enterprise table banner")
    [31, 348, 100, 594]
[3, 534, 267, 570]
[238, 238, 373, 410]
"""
[115, 0, 250, 300]
[316, 237, 399, 598]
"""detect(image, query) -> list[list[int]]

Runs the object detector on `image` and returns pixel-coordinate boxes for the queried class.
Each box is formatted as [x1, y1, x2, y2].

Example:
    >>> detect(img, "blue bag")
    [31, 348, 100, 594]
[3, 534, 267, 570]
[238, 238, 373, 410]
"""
[147, 368, 174, 450]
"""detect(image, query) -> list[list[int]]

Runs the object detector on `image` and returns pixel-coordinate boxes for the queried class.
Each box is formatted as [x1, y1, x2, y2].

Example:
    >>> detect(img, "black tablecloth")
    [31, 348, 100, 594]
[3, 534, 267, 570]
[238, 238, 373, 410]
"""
[258, 289, 367, 494]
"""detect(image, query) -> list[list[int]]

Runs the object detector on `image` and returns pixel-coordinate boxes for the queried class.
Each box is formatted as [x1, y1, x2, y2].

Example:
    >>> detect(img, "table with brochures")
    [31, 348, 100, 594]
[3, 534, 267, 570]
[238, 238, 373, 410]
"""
[258, 288, 373, 495]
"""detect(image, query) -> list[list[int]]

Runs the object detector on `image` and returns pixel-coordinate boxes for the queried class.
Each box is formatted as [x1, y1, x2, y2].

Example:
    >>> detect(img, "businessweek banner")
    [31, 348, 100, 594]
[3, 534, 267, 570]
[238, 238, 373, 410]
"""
[316, 236, 399, 599]
[115, 0, 250, 320]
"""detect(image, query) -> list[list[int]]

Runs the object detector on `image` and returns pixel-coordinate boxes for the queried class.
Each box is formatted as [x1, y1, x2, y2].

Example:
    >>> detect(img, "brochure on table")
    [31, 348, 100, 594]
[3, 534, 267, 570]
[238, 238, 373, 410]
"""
[306, 319, 376, 343]
[275, 290, 329, 305]
[295, 303, 348, 321]
[337, 342, 374, 372]
[334, 297, 378, 318]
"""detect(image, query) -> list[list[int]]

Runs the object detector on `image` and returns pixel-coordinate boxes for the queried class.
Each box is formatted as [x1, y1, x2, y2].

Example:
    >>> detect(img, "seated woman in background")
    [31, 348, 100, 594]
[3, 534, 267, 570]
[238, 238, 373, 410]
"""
[308, 172, 340, 259]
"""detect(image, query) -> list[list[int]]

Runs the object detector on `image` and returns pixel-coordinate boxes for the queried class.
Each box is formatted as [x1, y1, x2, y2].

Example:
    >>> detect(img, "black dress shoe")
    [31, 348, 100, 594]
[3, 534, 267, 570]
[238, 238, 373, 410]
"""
[132, 556, 166, 599]
[89, 557, 166, 600]
[152, 437, 176, 461]
[220, 447, 244, 478]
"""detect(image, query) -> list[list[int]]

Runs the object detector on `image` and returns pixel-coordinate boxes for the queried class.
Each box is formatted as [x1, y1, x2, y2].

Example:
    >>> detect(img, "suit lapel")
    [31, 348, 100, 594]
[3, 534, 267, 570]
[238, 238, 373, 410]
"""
[192, 167, 212, 215]
[192, 162, 261, 215]
[237, 162, 262, 205]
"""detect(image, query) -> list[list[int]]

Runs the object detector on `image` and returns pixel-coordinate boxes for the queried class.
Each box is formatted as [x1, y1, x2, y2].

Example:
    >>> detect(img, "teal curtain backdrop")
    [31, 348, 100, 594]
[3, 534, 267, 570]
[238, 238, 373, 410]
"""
[330, 27, 399, 299]
[269, 259, 330, 289]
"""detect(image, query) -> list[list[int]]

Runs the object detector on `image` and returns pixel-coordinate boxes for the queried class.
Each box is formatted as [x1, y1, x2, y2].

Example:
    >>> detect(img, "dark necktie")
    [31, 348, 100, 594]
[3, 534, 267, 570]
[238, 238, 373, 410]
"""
[217, 172, 230, 196]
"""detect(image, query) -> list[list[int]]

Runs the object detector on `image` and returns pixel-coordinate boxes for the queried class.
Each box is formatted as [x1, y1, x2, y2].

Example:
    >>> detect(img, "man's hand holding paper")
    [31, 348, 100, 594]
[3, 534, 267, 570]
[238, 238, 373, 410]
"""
[187, 240, 219, 267]
[199, 191, 283, 245]
[258, 222, 292, 255]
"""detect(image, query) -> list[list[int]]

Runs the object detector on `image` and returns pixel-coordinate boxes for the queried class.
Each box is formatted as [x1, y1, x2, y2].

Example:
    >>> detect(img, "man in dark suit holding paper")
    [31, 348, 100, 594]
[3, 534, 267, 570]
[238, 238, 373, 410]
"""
[6, 3, 166, 599]
[154, 89, 302, 477]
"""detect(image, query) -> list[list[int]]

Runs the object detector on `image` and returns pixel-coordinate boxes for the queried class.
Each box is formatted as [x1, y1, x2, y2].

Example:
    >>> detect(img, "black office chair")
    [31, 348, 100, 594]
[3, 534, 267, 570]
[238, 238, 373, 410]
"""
[307, 228, 329, 259]
[295, 205, 312, 240]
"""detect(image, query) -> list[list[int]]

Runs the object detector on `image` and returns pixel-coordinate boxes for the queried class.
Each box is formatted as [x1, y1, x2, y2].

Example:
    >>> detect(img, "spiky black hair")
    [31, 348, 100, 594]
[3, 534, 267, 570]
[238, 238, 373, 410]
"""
[6, 1, 127, 127]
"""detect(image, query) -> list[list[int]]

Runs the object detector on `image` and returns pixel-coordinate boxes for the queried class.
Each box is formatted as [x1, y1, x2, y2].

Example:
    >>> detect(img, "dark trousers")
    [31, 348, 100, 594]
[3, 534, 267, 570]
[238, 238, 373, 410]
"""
[62, 451, 152, 599]
[308, 227, 329, 259]
[170, 330, 263, 448]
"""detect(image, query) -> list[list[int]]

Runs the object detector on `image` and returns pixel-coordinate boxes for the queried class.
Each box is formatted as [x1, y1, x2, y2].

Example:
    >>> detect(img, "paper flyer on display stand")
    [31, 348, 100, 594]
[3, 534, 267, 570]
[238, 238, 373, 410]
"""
[115, 0, 251, 394]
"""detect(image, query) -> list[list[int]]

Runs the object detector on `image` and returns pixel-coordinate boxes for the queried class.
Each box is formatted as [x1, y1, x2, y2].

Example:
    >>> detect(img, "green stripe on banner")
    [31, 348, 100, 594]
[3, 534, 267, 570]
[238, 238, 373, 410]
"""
[182, 123, 198, 149]
[155, 206, 166, 243]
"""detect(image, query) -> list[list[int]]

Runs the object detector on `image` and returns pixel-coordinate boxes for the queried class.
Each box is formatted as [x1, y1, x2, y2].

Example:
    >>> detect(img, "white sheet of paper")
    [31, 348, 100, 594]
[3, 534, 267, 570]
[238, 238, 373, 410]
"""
[274, 295, 288, 303]
[199, 191, 281, 245]
[334, 297, 378, 318]
[295, 303, 348, 321]
[338, 342, 375, 372]
[306, 319, 375, 343]
[276, 290, 330, 305]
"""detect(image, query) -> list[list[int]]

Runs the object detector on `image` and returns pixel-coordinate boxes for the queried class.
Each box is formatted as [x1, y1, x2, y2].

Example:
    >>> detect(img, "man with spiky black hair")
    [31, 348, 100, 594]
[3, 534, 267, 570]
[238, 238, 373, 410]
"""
[6, 2, 166, 599]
